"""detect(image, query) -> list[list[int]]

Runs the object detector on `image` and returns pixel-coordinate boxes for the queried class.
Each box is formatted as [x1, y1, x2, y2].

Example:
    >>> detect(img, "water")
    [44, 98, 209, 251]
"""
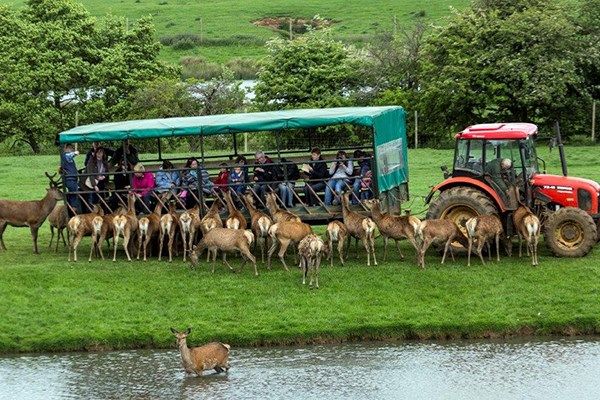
[1, 338, 599, 399]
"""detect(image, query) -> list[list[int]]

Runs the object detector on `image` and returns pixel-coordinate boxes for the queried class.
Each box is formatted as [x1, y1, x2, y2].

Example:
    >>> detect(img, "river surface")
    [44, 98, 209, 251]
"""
[0, 337, 599, 399]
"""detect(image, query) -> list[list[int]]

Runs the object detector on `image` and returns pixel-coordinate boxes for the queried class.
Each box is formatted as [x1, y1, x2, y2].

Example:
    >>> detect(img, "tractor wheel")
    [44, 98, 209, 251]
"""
[544, 207, 597, 258]
[426, 186, 498, 249]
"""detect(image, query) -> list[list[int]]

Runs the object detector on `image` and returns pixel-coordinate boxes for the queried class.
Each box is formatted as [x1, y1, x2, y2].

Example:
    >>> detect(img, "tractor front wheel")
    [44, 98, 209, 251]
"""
[544, 207, 597, 257]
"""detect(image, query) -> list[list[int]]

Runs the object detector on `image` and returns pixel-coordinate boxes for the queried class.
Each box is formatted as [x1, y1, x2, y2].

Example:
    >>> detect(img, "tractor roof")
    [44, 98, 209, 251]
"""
[456, 123, 537, 140]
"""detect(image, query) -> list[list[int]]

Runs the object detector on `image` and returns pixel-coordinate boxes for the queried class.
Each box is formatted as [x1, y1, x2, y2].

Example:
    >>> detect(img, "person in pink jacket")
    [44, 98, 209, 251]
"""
[131, 163, 155, 213]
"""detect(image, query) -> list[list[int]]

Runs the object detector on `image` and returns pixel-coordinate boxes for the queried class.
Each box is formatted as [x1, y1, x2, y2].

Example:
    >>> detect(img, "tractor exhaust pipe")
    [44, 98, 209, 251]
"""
[554, 121, 568, 177]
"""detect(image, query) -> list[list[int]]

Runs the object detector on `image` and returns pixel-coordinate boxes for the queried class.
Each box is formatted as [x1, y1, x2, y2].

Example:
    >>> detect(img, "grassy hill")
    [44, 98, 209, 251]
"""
[3, 0, 470, 65]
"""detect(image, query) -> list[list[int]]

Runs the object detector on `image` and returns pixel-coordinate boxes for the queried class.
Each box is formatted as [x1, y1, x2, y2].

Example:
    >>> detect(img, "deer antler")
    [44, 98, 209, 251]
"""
[45, 171, 64, 189]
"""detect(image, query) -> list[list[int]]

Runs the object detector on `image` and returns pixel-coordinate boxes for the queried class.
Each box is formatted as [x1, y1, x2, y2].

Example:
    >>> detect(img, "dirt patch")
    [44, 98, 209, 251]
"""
[253, 16, 333, 35]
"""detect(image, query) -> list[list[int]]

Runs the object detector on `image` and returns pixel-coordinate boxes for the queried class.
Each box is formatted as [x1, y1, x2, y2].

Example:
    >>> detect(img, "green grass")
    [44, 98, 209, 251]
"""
[0, 145, 599, 353]
[3, 0, 470, 64]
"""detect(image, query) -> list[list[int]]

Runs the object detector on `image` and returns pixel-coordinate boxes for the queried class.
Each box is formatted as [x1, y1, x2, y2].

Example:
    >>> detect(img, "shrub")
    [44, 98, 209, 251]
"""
[180, 57, 223, 80]
[225, 58, 260, 79]
[568, 134, 596, 146]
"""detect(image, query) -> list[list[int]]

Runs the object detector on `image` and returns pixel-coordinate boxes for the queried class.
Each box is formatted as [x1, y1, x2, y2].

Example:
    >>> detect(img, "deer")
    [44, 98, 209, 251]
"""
[267, 220, 312, 271]
[159, 202, 179, 262]
[88, 215, 105, 262]
[190, 227, 257, 275]
[265, 192, 300, 223]
[325, 220, 348, 267]
[465, 214, 504, 267]
[112, 195, 139, 262]
[48, 204, 69, 252]
[67, 205, 104, 262]
[0, 174, 63, 254]
[340, 192, 377, 266]
[512, 205, 541, 266]
[200, 198, 223, 235]
[414, 219, 463, 269]
[365, 199, 421, 261]
[223, 190, 247, 230]
[243, 192, 273, 264]
[170, 327, 230, 376]
[298, 234, 327, 289]
[137, 201, 163, 261]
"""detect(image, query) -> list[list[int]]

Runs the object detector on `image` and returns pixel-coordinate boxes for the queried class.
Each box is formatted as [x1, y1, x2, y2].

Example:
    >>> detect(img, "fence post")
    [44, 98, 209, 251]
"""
[414, 110, 418, 149]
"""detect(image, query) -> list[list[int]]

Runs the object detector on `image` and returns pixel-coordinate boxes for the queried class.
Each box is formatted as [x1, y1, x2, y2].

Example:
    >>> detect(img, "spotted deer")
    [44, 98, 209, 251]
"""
[465, 214, 504, 267]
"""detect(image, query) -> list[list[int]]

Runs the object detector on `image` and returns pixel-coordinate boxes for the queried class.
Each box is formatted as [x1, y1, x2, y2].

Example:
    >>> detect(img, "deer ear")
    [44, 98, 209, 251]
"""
[170, 327, 178, 334]
[185, 327, 192, 335]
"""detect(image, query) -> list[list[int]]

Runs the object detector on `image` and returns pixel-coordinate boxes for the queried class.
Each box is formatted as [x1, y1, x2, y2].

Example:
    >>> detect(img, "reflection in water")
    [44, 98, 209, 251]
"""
[0, 338, 599, 400]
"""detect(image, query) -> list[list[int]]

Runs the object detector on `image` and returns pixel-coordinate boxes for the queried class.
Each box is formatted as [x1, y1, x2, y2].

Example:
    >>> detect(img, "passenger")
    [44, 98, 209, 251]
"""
[155, 160, 180, 198]
[111, 139, 139, 167]
[214, 162, 230, 193]
[131, 163, 155, 213]
[234, 155, 250, 183]
[61, 143, 80, 215]
[278, 157, 300, 208]
[302, 147, 329, 206]
[324, 150, 353, 206]
[351, 150, 373, 204]
[253, 151, 282, 204]
[81, 147, 109, 210]
[107, 160, 131, 212]
[180, 157, 213, 208]
[228, 161, 247, 197]
[485, 157, 512, 192]
[84, 141, 114, 167]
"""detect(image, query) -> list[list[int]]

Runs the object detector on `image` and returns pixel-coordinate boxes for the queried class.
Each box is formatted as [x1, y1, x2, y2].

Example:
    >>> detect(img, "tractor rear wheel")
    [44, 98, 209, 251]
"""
[544, 207, 597, 257]
[426, 186, 498, 249]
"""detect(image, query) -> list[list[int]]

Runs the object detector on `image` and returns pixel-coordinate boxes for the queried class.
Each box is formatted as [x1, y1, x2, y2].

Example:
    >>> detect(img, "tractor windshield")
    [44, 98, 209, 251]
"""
[520, 137, 539, 177]
[454, 139, 484, 174]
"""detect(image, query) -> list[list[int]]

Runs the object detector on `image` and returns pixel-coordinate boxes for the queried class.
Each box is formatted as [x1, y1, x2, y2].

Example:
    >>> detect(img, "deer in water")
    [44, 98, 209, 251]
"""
[224, 190, 247, 230]
[365, 199, 421, 261]
[243, 192, 273, 264]
[465, 214, 504, 267]
[170, 327, 230, 376]
[48, 204, 69, 252]
[325, 220, 348, 267]
[0, 173, 63, 254]
[137, 201, 163, 261]
[266, 192, 300, 223]
[298, 234, 327, 289]
[340, 192, 377, 266]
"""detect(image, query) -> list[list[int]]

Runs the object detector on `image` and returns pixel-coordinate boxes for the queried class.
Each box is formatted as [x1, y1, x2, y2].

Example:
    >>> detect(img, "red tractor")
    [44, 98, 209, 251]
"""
[425, 123, 599, 257]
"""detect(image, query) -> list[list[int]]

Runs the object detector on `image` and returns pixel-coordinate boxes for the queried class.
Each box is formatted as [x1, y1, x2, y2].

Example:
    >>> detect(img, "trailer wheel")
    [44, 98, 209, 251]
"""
[544, 207, 597, 257]
[426, 186, 498, 248]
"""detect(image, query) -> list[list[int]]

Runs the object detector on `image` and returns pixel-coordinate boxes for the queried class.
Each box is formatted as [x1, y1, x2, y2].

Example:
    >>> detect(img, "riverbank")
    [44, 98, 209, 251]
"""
[0, 147, 598, 354]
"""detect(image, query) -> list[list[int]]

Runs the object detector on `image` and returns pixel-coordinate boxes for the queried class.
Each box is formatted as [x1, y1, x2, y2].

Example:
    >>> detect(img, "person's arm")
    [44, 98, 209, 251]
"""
[328, 162, 336, 176]
[344, 160, 353, 176]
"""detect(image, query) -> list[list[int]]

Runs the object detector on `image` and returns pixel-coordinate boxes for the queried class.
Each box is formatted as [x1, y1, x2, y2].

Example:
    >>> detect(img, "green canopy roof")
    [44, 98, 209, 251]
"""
[59, 106, 404, 143]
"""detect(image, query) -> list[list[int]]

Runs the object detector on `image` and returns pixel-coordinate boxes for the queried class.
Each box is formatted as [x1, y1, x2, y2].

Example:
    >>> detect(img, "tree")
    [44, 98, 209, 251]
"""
[419, 0, 590, 143]
[0, 0, 175, 153]
[254, 32, 362, 110]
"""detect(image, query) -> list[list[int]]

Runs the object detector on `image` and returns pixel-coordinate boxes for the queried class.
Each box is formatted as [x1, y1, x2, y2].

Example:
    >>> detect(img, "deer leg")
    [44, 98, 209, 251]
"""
[518, 235, 523, 258]
[495, 234, 500, 262]
[158, 231, 164, 261]
[143, 235, 151, 261]
[113, 229, 120, 262]
[123, 229, 132, 261]
[355, 237, 359, 259]
[267, 238, 279, 270]
[395, 239, 405, 260]
[61, 228, 68, 247]
[338, 239, 345, 266]
[370, 234, 378, 266]
[315, 255, 321, 288]
[49, 226, 55, 249]
[0, 221, 7, 250]
[278, 239, 291, 271]
[486, 241, 491, 261]
[241, 247, 258, 276]
[419, 237, 433, 269]
[477, 240, 486, 265]
[72, 233, 83, 262]
[30, 226, 40, 254]
[137, 232, 143, 260]
[383, 236, 389, 261]
[301, 258, 307, 284]
[441, 238, 452, 264]
[168, 231, 175, 262]
[88, 236, 96, 262]
[467, 236, 473, 267]
[534, 236, 539, 266]
[222, 252, 234, 271]
[362, 236, 371, 266]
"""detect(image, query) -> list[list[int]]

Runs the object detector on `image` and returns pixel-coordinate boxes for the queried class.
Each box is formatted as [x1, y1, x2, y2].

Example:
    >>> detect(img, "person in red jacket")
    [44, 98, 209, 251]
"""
[131, 163, 155, 213]
[213, 162, 230, 193]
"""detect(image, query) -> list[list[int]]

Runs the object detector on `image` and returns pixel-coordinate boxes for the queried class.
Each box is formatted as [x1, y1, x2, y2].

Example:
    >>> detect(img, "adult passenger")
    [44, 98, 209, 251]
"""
[61, 143, 80, 215]
[131, 163, 155, 213]
[278, 157, 300, 208]
[111, 139, 139, 167]
[155, 160, 180, 199]
[82, 147, 109, 209]
[302, 147, 329, 206]
[324, 150, 353, 206]
[84, 141, 114, 167]
[253, 151, 282, 204]
[351, 150, 373, 204]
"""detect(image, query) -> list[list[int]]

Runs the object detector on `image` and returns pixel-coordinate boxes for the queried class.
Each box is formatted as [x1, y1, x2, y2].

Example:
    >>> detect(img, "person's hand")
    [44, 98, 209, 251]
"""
[253, 177, 258, 181]
[74, 151, 80, 156]
[255, 167, 264, 173]
[98, 175, 105, 181]
[94, 185, 99, 192]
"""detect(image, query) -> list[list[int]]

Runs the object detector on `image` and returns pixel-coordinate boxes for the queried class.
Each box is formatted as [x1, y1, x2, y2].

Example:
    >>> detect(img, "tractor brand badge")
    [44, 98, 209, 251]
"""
[542, 185, 573, 193]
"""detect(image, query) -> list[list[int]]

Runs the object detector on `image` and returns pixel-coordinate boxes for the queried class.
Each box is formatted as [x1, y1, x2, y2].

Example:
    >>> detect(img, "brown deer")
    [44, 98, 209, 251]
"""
[415, 219, 463, 269]
[340, 192, 377, 266]
[298, 234, 327, 288]
[243, 192, 273, 264]
[512, 205, 541, 266]
[266, 192, 300, 223]
[137, 202, 163, 261]
[88, 215, 105, 262]
[224, 190, 247, 230]
[200, 199, 223, 235]
[325, 220, 348, 267]
[267, 220, 312, 271]
[159, 202, 179, 262]
[48, 204, 69, 252]
[67, 205, 104, 262]
[465, 215, 504, 266]
[365, 199, 421, 261]
[170, 328, 230, 376]
[179, 206, 199, 262]
[191, 228, 257, 275]
[112, 195, 138, 262]
[0, 180, 63, 254]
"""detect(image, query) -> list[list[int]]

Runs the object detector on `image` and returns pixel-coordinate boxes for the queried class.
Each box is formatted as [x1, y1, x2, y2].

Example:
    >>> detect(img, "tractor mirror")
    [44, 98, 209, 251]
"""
[440, 165, 451, 179]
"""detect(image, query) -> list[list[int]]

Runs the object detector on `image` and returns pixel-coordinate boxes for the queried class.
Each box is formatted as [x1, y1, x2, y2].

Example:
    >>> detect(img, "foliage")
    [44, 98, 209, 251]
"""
[0, 0, 175, 153]
[575, 0, 600, 100]
[419, 0, 593, 143]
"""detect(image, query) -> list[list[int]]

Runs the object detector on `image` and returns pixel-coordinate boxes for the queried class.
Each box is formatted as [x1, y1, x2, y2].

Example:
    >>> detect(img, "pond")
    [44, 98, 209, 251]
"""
[0, 337, 598, 399]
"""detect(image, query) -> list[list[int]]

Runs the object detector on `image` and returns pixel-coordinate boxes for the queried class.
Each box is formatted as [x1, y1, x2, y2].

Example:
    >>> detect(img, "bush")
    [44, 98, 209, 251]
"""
[225, 58, 260, 79]
[568, 134, 596, 146]
[180, 57, 223, 80]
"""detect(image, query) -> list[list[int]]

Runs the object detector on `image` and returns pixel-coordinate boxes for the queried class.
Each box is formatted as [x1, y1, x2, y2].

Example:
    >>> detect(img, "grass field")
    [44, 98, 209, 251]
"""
[0, 145, 599, 353]
[3, 0, 470, 64]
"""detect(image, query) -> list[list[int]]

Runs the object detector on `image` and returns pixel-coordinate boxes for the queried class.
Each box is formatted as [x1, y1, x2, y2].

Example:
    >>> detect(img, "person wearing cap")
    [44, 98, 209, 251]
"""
[131, 163, 155, 213]
[485, 157, 512, 192]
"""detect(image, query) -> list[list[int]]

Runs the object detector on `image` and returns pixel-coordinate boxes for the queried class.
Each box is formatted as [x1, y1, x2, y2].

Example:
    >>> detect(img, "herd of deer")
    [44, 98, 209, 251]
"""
[0, 180, 542, 289]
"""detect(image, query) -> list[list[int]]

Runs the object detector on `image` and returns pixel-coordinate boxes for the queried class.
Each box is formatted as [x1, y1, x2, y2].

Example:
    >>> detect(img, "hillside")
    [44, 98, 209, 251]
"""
[3, 0, 469, 64]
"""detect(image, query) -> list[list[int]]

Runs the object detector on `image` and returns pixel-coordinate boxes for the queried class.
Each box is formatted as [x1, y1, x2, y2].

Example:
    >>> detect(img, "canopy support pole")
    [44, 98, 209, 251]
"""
[233, 132, 238, 156]
[157, 138, 162, 161]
